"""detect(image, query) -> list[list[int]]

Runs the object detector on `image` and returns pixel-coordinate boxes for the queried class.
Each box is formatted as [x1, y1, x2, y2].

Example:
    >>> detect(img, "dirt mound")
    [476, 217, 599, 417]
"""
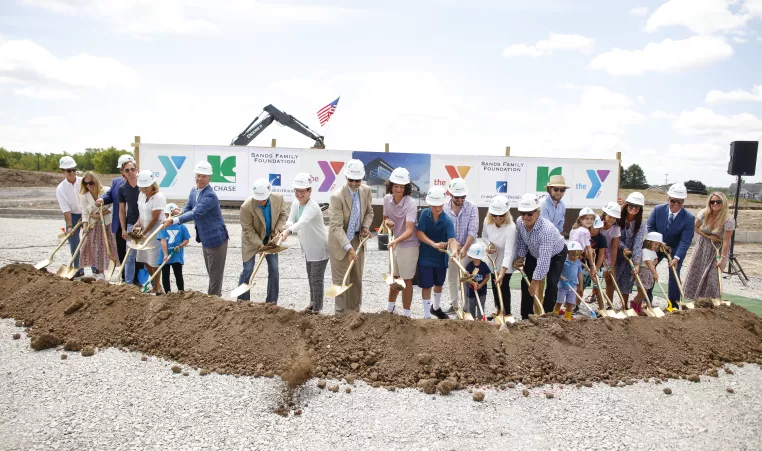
[1, 263, 762, 392]
[0, 167, 65, 188]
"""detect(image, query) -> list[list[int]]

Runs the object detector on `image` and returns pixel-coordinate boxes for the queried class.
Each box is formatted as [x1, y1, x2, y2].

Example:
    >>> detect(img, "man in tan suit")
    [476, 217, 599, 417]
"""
[328, 159, 374, 313]
[237, 178, 288, 302]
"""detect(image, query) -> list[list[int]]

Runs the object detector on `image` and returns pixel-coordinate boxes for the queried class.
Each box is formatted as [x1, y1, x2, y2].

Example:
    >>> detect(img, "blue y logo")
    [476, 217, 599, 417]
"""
[158, 156, 187, 188]
[585, 170, 610, 199]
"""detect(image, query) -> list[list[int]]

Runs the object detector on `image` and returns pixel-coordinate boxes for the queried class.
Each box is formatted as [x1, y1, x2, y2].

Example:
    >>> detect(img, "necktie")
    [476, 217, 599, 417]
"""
[667, 212, 674, 232]
[347, 190, 361, 242]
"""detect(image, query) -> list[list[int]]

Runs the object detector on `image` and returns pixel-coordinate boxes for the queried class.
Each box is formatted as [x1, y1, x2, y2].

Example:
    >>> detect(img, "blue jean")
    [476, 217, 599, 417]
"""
[238, 253, 279, 303]
[123, 224, 138, 284]
[67, 213, 82, 268]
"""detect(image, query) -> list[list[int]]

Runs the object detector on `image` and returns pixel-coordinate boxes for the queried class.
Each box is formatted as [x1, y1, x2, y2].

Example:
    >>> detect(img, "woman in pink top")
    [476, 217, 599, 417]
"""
[382, 167, 420, 317]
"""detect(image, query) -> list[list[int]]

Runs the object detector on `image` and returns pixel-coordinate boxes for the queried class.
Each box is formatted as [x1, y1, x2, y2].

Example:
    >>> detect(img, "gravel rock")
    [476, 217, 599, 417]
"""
[80, 346, 95, 357]
[663, 387, 673, 395]
[472, 391, 485, 402]
[12, 333, 20, 340]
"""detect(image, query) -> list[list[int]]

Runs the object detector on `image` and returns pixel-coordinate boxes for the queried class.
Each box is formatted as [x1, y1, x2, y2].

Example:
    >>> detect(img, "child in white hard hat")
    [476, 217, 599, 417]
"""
[556, 241, 584, 321]
[464, 241, 491, 320]
[156, 203, 191, 292]
[631, 232, 663, 315]
[582, 215, 608, 311]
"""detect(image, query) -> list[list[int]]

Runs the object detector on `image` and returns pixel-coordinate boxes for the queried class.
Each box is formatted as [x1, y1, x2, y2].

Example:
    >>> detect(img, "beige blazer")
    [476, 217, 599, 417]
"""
[328, 185, 374, 261]
[79, 191, 113, 226]
[240, 193, 288, 262]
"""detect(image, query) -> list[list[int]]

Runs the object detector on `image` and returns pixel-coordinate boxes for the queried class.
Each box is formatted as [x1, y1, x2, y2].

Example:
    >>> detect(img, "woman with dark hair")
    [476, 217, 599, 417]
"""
[382, 167, 420, 317]
[615, 192, 647, 305]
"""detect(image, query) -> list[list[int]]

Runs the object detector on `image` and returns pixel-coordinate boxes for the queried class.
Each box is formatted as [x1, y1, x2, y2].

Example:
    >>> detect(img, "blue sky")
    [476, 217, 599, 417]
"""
[1, 0, 761, 186]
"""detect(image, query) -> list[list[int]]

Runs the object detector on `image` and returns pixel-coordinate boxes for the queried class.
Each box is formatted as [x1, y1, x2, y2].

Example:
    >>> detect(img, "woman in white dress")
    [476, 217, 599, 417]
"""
[483, 195, 517, 318]
[135, 170, 166, 293]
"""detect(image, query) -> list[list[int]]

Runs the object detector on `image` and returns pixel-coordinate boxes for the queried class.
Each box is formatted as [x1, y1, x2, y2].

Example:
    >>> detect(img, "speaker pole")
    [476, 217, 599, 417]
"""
[726, 174, 749, 286]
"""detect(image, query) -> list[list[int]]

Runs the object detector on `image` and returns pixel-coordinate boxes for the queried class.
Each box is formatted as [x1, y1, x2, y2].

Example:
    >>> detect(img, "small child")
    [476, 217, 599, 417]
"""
[569, 208, 596, 265]
[464, 242, 492, 320]
[630, 231, 662, 314]
[583, 215, 608, 310]
[156, 203, 191, 292]
[556, 241, 584, 321]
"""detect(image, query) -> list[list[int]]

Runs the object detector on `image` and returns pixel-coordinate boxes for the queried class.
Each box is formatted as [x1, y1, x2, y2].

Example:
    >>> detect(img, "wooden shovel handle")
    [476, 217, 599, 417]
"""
[623, 255, 654, 310]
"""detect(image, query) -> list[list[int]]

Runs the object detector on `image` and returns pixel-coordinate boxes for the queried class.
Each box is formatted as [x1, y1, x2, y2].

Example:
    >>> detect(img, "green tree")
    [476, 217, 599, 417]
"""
[623, 164, 648, 189]
[93, 147, 130, 174]
[619, 165, 629, 188]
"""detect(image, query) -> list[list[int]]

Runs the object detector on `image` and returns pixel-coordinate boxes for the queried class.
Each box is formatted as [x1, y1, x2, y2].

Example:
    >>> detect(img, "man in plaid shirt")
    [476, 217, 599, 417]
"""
[513, 193, 567, 319]
[443, 178, 479, 312]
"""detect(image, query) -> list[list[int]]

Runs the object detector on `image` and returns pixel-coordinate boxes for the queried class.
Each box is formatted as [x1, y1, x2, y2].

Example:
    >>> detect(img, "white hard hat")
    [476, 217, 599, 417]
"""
[194, 160, 213, 175]
[448, 178, 468, 197]
[567, 241, 584, 252]
[59, 156, 76, 169]
[251, 178, 272, 201]
[517, 193, 540, 212]
[345, 159, 365, 180]
[425, 186, 447, 206]
[578, 207, 595, 218]
[292, 172, 312, 189]
[602, 201, 621, 219]
[593, 215, 604, 229]
[466, 241, 487, 260]
[137, 169, 156, 188]
[645, 231, 664, 243]
[667, 183, 688, 200]
[389, 167, 410, 185]
[117, 154, 135, 169]
[164, 203, 178, 214]
[625, 192, 645, 206]
[488, 195, 510, 216]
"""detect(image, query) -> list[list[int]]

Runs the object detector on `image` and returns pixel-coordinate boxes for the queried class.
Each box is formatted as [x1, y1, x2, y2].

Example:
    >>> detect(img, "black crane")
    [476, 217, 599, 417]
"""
[231, 104, 325, 149]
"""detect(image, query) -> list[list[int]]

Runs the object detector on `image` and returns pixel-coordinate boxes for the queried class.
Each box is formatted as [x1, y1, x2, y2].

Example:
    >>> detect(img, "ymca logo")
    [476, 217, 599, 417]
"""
[157, 156, 187, 188]
[269, 174, 281, 186]
[495, 181, 507, 193]
[208, 155, 236, 183]
[536, 166, 562, 191]
[585, 170, 610, 199]
[445, 165, 471, 179]
[165, 229, 179, 243]
[317, 161, 345, 192]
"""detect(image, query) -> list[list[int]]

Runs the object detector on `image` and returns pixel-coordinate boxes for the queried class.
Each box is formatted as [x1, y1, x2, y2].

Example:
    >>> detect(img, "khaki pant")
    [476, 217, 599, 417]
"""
[330, 236, 366, 313]
[446, 255, 471, 308]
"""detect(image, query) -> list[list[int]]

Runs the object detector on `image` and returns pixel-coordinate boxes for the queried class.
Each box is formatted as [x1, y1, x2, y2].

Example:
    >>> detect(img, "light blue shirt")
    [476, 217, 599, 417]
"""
[257, 198, 272, 241]
[540, 195, 565, 233]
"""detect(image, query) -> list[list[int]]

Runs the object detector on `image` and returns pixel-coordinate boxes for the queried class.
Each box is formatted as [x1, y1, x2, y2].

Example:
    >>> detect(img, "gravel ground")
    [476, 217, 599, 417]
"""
[1, 319, 761, 450]
[2, 217, 762, 450]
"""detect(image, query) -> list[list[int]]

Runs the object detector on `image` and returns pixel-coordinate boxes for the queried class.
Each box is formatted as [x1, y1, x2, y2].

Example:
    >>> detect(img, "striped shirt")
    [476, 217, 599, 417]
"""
[618, 219, 646, 265]
[516, 216, 566, 280]
[443, 198, 479, 246]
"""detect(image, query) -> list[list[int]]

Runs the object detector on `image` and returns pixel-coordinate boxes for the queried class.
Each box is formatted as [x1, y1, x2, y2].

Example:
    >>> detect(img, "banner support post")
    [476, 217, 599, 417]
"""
[505, 146, 511, 156]
[385, 143, 389, 153]
[131, 136, 141, 168]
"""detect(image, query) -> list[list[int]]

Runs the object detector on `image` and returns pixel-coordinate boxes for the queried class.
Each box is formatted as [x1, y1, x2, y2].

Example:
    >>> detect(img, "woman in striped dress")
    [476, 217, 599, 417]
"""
[615, 192, 647, 305]
[78, 171, 118, 274]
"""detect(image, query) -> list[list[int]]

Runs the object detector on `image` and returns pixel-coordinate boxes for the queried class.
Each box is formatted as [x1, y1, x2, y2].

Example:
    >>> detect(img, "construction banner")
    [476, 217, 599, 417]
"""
[140, 143, 618, 208]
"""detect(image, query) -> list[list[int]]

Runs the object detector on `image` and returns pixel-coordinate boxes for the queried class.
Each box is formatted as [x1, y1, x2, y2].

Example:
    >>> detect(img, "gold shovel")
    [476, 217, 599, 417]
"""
[326, 235, 370, 298]
[583, 262, 626, 319]
[624, 254, 665, 318]
[379, 224, 405, 291]
[659, 245, 694, 309]
[457, 267, 475, 321]
[56, 222, 95, 279]
[109, 247, 133, 285]
[230, 250, 270, 298]
[99, 205, 117, 281]
[487, 253, 514, 325]
[517, 267, 545, 315]
[35, 219, 83, 270]
[710, 241, 731, 307]
[601, 260, 638, 317]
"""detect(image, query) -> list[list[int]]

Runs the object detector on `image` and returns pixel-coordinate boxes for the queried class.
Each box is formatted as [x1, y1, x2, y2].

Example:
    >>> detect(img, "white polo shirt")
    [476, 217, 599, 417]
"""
[55, 176, 83, 214]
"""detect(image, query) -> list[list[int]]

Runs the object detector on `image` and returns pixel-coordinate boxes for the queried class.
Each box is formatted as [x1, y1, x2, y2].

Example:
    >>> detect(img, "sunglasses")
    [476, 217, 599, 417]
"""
[627, 204, 641, 210]
[123, 167, 137, 173]
[491, 213, 506, 218]
[552, 188, 566, 193]
[669, 198, 684, 205]
[520, 211, 536, 217]
[84, 181, 95, 186]
[348, 178, 362, 183]
[709, 200, 722, 205]
[453, 196, 466, 200]
[63, 168, 76, 173]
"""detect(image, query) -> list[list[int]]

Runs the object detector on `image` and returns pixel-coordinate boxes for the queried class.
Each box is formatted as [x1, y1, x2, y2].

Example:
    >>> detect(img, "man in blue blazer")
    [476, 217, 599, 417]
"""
[646, 183, 695, 308]
[97, 154, 133, 270]
[163, 160, 229, 296]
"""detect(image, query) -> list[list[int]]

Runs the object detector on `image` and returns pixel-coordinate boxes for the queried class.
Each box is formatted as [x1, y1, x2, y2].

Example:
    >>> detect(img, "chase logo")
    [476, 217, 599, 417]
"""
[536, 166, 562, 191]
[158, 156, 187, 188]
[445, 165, 471, 179]
[317, 161, 345, 192]
[585, 170, 610, 199]
[208, 156, 236, 183]
[495, 181, 507, 193]
[269, 174, 281, 186]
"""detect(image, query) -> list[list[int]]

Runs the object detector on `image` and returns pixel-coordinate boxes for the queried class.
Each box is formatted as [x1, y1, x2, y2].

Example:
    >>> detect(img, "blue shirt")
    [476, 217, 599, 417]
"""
[465, 260, 491, 297]
[258, 199, 272, 240]
[157, 223, 191, 265]
[540, 195, 565, 233]
[559, 258, 582, 289]
[417, 208, 456, 268]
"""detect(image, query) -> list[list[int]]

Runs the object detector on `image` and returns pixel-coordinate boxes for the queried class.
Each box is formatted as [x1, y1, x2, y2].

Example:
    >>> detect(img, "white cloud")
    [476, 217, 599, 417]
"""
[705, 85, 762, 103]
[637, 96, 646, 104]
[629, 7, 649, 16]
[589, 36, 733, 76]
[733, 36, 748, 43]
[651, 110, 677, 120]
[743, 0, 762, 16]
[503, 32, 595, 57]
[646, 0, 750, 34]
[23, 0, 366, 36]
[0, 39, 138, 98]
[673, 107, 762, 137]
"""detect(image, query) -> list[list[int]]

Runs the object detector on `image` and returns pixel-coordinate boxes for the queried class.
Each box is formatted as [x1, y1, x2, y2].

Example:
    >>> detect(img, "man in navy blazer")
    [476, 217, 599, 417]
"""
[96, 154, 134, 278]
[163, 160, 229, 297]
[646, 183, 695, 307]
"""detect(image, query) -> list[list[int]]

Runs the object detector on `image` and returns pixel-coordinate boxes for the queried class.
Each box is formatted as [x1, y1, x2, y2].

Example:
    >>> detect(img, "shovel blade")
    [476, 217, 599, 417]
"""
[644, 308, 656, 317]
[454, 308, 464, 320]
[325, 283, 351, 299]
[103, 261, 116, 281]
[56, 264, 72, 278]
[721, 300, 731, 306]
[651, 307, 666, 318]
[382, 274, 395, 285]
[262, 245, 288, 255]
[34, 258, 53, 270]
[711, 298, 721, 307]
[493, 313, 505, 326]
[607, 309, 624, 319]
[230, 283, 253, 299]
[505, 314, 516, 324]
[681, 301, 695, 310]
[463, 312, 475, 321]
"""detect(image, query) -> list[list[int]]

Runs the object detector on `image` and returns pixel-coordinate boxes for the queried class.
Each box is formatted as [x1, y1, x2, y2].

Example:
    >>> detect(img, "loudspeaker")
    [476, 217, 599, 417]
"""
[728, 141, 759, 176]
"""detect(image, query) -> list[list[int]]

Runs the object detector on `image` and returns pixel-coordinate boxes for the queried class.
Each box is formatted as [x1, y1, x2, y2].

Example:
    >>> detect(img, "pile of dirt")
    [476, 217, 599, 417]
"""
[1, 263, 762, 392]
[0, 167, 65, 188]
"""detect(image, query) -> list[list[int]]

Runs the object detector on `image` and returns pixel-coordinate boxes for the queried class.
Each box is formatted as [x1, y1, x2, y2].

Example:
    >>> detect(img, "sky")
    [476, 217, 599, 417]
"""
[1, 0, 762, 187]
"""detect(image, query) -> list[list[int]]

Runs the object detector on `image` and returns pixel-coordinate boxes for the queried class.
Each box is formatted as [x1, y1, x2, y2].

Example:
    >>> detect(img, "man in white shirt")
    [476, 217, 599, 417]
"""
[55, 156, 82, 268]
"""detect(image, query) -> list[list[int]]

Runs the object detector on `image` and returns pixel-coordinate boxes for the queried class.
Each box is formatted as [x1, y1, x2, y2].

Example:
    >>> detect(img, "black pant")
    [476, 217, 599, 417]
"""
[161, 263, 184, 292]
[115, 225, 126, 281]
[490, 273, 512, 314]
[520, 247, 567, 319]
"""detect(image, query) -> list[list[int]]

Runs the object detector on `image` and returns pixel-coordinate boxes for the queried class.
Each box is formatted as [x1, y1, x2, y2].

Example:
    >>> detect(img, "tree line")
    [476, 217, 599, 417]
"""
[0, 147, 132, 174]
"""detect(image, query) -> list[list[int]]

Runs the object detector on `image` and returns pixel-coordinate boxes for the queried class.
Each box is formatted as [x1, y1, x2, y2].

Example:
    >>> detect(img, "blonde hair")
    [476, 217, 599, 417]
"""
[79, 171, 104, 196]
[571, 213, 594, 230]
[485, 211, 515, 226]
[700, 192, 729, 234]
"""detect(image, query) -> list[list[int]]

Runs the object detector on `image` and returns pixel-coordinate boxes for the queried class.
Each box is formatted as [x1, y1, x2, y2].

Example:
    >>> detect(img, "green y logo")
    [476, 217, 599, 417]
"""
[536, 166, 562, 191]
[208, 155, 236, 183]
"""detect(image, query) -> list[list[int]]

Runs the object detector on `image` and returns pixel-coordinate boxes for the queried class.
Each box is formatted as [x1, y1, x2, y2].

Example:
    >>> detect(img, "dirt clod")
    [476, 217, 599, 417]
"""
[80, 346, 95, 357]
[12, 333, 20, 340]
[545, 392, 554, 399]
[64, 301, 84, 315]
[473, 391, 485, 402]
[199, 369, 209, 376]
[687, 375, 701, 383]
[329, 385, 339, 393]
[63, 340, 81, 352]
[171, 365, 181, 373]
[141, 355, 148, 362]
[727, 387, 735, 393]
[60, 354, 67, 360]
[522, 389, 530, 397]
[345, 387, 351, 393]
[30, 333, 60, 351]
[663, 388, 672, 395]
[317, 379, 327, 389]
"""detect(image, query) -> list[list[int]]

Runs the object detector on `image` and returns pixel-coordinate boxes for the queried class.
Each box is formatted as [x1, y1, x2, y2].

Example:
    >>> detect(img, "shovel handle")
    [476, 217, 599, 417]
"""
[66, 222, 95, 267]
[623, 255, 655, 310]
[517, 267, 544, 315]
[583, 262, 617, 311]
[487, 254, 506, 315]
[602, 260, 627, 307]
[48, 219, 84, 259]
[99, 204, 117, 263]
[340, 235, 370, 286]
[143, 248, 179, 290]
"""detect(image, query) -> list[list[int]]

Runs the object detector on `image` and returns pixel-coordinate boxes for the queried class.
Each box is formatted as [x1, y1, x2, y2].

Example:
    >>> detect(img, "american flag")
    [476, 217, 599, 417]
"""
[317, 96, 340, 126]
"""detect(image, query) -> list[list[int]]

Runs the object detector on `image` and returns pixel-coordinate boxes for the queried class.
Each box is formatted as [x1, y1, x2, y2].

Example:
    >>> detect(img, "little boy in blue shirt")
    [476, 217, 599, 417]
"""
[157, 203, 191, 292]
[464, 242, 491, 320]
[556, 241, 584, 321]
